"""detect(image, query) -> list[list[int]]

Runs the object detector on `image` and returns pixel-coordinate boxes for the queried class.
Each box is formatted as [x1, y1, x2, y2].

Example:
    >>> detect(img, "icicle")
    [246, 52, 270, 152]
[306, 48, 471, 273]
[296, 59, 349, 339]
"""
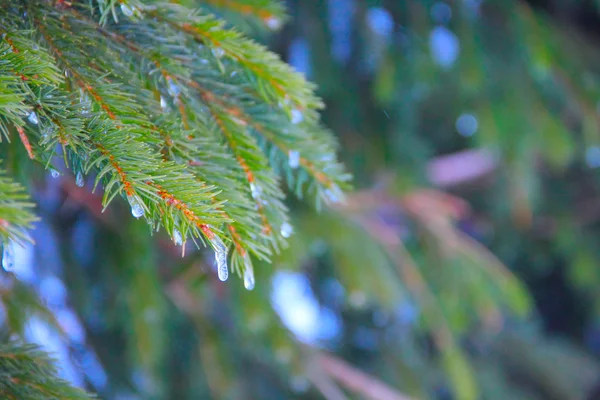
[75, 171, 84, 187]
[2, 241, 14, 271]
[288, 150, 300, 169]
[212, 47, 225, 59]
[126, 193, 145, 219]
[173, 228, 183, 246]
[250, 182, 262, 200]
[209, 234, 228, 281]
[291, 109, 303, 124]
[121, 4, 134, 17]
[160, 96, 167, 110]
[280, 222, 293, 238]
[243, 255, 255, 291]
[265, 16, 282, 30]
[50, 168, 60, 179]
[27, 111, 39, 125]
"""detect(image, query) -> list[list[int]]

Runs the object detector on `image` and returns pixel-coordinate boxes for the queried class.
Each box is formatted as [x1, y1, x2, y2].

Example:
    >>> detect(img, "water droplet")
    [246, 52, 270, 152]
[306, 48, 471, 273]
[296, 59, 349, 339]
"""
[323, 184, 343, 204]
[250, 182, 262, 200]
[288, 150, 300, 169]
[127, 193, 145, 218]
[280, 222, 293, 238]
[230, 71, 238, 77]
[27, 111, 39, 125]
[121, 4, 134, 17]
[50, 168, 60, 178]
[212, 47, 225, 59]
[64, 69, 70, 78]
[243, 255, 255, 291]
[455, 113, 478, 137]
[173, 228, 183, 246]
[75, 171, 84, 187]
[160, 96, 167, 110]
[265, 16, 282, 30]
[209, 234, 228, 281]
[2, 241, 14, 271]
[291, 108, 303, 124]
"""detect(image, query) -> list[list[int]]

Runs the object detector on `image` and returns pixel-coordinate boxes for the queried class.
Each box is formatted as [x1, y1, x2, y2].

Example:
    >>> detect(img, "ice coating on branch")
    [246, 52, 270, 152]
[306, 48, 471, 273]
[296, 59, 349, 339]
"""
[27, 111, 39, 125]
[127, 193, 145, 219]
[291, 109, 303, 124]
[50, 169, 60, 179]
[212, 47, 225, 59]
[2, 241, 14, 271]
[76, 171, 84, 187]
[243, 255, 255, 291]
[210, 234, 229, 281]
[288, 150, 300, 169]
[280, 222, 293, 238]
[173, 228, 183, 246]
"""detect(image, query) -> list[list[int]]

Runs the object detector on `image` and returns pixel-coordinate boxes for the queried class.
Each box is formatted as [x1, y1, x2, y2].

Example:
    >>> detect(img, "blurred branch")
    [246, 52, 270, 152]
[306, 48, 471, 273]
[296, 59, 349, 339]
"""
[426, 149, 498, 188]
[317, 353, 414, 400]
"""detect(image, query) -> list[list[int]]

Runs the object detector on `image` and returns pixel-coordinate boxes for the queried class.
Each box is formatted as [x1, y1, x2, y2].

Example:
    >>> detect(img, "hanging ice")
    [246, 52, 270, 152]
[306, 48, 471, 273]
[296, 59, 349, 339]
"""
[265, 17, 282, 30]
[173, 228, 183, 246]
[288, 150, 300, 169]
[126, 193, 145, 219]
[280, 222, 293, 238]
[243, 261, 255, 291]
[27, 111, 39, 125]
[50, 168, 60, 178]
[2, 241, 14, 271]
[212, 47, 225, 59]
[291, 109, 303, 124]
[76, 171, 84, 187]
[121, 4, 134, 17]
[209, 234, 228, 282]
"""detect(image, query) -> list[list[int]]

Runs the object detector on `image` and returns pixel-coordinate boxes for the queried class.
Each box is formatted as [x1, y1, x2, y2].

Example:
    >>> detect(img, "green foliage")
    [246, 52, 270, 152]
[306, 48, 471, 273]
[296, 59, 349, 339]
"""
[0, 341, 93, 399]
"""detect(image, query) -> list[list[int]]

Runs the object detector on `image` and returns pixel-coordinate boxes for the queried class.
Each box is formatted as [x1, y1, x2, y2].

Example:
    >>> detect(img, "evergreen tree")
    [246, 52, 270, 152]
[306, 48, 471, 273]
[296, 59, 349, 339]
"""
[1, 1, 600, 399]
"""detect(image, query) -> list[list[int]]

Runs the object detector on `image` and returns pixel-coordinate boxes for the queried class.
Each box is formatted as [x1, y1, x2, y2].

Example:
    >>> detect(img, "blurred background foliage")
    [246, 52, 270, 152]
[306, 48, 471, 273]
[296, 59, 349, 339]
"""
[5, 0, 600, 399]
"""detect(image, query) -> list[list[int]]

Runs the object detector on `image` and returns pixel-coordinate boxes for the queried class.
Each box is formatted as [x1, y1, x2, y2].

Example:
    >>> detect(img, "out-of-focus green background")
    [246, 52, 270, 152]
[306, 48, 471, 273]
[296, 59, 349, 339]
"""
[12, 1, 600, 399]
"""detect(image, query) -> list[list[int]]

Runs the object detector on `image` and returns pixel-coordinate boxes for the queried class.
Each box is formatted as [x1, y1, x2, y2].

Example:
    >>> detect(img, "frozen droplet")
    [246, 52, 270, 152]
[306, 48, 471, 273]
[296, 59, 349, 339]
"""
[280, 222, 293, 238]
[212, 47, 225, 59]
[121, 4, 134, 17]
[209, 234, 228, 281]
[230, 71, 238, 77]
[250, 182, 262, 200]
[80, 90, 92, 115]
[50, 168, 60, 178]
[75, 171, 84, 187]
[173, 228, 183, 246]
[27, 111, 39, 125]
[323, 184, 343, 204]
[455, 113, 478, 137]
[167, 77, 180, 97]
[2, 241, 14, 271]
[64, 69, 70, 78]
[243, 255, 255, 291]
[288, 150, 300, 169]
[265, 16, 282, 30]
[127, 193, 145, 219]
[160, 96, 167, 110]
[291, 108, 303, 124]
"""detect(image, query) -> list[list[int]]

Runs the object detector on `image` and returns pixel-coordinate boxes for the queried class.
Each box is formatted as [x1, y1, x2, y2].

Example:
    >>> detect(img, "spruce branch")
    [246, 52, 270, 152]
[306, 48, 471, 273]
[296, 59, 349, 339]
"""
[0, 341, 93, 399]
